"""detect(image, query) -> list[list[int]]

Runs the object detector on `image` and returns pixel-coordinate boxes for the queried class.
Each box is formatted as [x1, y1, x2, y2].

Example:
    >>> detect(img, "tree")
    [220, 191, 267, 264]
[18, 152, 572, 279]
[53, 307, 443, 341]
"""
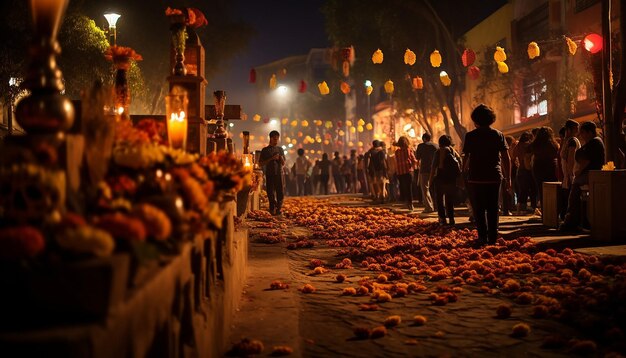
[322, 0, 468, 140]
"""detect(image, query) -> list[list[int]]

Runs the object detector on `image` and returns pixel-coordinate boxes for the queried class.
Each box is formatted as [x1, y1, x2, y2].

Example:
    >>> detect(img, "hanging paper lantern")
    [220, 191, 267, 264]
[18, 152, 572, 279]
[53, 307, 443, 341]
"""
[346, 120, 353, 127]
[461, 49, 476, 67]
[372, 49, 383, 64]
[316, 137, 322, 143]
[290, 120, 298, 127]
[404, 49, 416, 66]
[253, 114, 261, 122]
[494, 46, 507, 62]
[291, 139, 297, 145]
[439, 71, 451, 86]
[384, 80, 394, 94]
[348, 141, 354, 147]
[340, 81, 351, 94]
[357, 125, 364, 133]
[338, 129, 345, 136]
[298, 80, 307, 93]
[323, 139, 330, 145]
[318, 81, 330, 95]
[315, 120, 322, 126]
[350, 127, 356, 134]
[301, 120, 309, 127]
[325, 121, 333, 129]
[366, 123, 373, 130]
[366, 85, 373, 96]
[281, 118, 288, 125]
[342, 61, 350, 77]
[263, 117, 270, 124]
[297, 131, 303, 137]
[249, 68, 257, 83]
[527, 42, 540, 59]
[497, 61, 509, 74]
[565, 37, 578, 55]
[357, 118, 365, 126]
[411, 76, 424, 90]
[430, 49, 442, 67]
[269, 74, 277, 89]
[468, 66, 480, 80]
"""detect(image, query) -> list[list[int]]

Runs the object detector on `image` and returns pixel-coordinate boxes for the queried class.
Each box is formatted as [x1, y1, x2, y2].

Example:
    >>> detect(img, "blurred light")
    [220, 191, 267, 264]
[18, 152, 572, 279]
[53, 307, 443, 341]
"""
[104, 13, 121, 28]
[229, 122, 234, 127]
[277, 85, 288, 95]
[364, 80, 372, 87]
[583, 33, 603, 54]
[408, 128, 416, 138]
[403, 123, 412, 131]
[281, 145, 287, 149]
[288, 143, 293, 148]
[8, 77, 18, 86]
[270, 119, 277, 125]
[284, 150, 288, 155]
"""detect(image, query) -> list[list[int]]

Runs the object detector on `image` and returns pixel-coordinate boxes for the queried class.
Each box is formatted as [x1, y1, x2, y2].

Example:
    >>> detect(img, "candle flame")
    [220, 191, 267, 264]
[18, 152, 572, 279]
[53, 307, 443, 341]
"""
[170, 111, 186, 122]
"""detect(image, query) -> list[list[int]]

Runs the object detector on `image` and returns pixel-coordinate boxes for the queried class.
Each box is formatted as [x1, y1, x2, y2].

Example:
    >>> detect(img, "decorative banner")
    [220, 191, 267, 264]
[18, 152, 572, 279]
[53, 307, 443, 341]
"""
[566, 36, 578, 55]
[461, 49, 475, 67]
[318, 81, 330, 95]
[411, 76, 423, 90]
[494, 46, 507, 62]
[404, 49, 416, 66]
[468, 65, 480, 80]
[497, 61, 509, 73]
[253, 114, 261, 121]
[372, 48, 384, 64]
[298, 80, 307, 93]
[249, 68, 256, 83]
[384, 80, 394, 94]
[269, 74, 277, 89]
[365, 123, 373, 130]
[527, 42, 540, 59]
[340, 81, 351, 94]
[430, 49, 442, 67]
[439, 71, 452, 86]
[366, 85, 373, 96]
[357, 118, 365, 126]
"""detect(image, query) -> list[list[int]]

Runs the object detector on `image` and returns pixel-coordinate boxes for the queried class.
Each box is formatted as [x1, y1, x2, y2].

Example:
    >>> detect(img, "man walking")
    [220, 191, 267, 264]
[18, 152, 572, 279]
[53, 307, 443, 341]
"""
[294, 148, 311, 196]
[415, 133, 438, 213]
[259, 130, 286, 215]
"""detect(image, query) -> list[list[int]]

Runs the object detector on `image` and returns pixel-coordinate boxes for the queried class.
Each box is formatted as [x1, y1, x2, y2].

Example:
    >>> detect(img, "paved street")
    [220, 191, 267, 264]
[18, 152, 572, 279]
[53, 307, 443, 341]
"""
[228, 195, 626, 357]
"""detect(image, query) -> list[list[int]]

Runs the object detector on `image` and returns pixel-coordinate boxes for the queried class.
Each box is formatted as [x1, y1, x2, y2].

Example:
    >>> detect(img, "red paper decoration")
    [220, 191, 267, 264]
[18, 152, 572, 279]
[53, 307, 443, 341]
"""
[298, 80, 307, 93]
[249, 68, 256, 83]
[468, 66, 480, 80]
[462, 49, 476, 67]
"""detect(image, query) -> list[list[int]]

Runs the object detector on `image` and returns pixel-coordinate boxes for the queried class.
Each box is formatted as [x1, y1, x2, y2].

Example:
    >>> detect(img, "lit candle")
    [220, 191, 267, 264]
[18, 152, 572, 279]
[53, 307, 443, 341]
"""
[30, 0, 68, 38]
[167, 110, 187, 150]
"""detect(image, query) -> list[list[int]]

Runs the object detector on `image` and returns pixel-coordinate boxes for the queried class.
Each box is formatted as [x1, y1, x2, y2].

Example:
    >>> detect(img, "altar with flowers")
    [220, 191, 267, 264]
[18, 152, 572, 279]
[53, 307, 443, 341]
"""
[0, 1, 261, 357]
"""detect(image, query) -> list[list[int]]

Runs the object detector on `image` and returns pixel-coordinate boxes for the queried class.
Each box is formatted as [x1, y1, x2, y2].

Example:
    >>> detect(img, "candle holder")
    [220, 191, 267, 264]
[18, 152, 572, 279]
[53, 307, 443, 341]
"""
[213, 90, 227, 138]
[14, 0, 74, 134]
[165, 88, 189, 150]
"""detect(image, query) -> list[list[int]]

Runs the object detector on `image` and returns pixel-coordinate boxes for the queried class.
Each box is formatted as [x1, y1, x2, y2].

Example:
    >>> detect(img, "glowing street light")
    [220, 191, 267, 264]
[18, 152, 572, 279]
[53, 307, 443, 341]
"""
[277, 85, 288, 96]
[364, 80, 372, 87]
[104, 12, 121, 45]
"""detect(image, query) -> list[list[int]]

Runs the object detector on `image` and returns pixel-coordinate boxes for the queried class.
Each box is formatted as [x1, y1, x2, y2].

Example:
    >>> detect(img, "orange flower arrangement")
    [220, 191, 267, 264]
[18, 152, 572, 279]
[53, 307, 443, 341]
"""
[105, 46, 143, 70]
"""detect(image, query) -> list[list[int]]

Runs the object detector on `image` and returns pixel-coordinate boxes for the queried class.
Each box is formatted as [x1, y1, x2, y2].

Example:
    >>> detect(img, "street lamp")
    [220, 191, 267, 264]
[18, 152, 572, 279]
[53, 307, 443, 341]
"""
[104, 12, 121, 46]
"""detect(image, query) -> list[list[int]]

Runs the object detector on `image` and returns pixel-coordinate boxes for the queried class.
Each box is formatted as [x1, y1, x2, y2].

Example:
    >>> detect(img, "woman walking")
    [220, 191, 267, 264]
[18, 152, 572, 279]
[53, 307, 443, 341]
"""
[429, 135, 461, 224]
[528, 126, 559, 211]
[318, 153, 331, 195]
[395, 136, 417, 210]
[462, 104, 511, 246]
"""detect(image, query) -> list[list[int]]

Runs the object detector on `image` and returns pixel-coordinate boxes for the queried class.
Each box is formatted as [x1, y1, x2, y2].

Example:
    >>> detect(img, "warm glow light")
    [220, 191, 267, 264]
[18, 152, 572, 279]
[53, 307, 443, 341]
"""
[168, 110, 187, 149]
[270, 119, 277, 125]
[403, 123, 412, 131]
[583, 33, 603, 54]
[104, 13, 121, 28]
[364, 80, 372, 87]
[117, 106, 124, 115]
[277, 85, 288, 95]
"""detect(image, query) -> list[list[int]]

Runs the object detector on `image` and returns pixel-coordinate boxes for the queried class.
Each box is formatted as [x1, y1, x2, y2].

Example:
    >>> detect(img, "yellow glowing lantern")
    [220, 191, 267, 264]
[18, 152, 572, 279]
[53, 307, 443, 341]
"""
[301, 120, 309, 127]
[346, 120, 353, 127]
[439, 71, 452, 86]
[527, 42, 540, 59]
[372, 48, 383, 64]
[366, 123, 373, 130]
[318, 81, 330, 95]
[269, 74, 277, 89]
[317, 150, 322, 154]
[316, 137, 322, 143]
[297, 131, 303, 137]
[285, 136, 291, 143]
[404, 48, 416, 65]
[316, 120, 322, 126]
[497, 61, 509, 73]
[494, 46, 506, 62]
[381, 133, 387, 139]
[430, 49, 442, 67]
[412, 76, 424, 90]
[373, 133, 380, 139]
[357, 118, 365, 126]
[291, 139, 297, 145]
[358, 141, 363, 147]
[281, 118, 288, 124]
[357, 125, 364, 133]
[325, 121, 333, 129]
[566, 37, 578, 55]
[366, 85, 373, 96]
[384, 80, 394, 94]
[290, 120, 298, 127]
[340, 81, 351, 94]
[253, 114, 261, 122]
[350, 126, 356, 134]
[250, 135, 255, 140]
[348, 141, 354, 147]
[338, 130, 345, 136]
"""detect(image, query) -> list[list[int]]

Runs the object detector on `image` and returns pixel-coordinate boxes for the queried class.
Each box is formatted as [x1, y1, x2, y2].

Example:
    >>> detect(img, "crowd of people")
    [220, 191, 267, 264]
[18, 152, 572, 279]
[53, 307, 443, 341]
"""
[259, 104, 609, 245]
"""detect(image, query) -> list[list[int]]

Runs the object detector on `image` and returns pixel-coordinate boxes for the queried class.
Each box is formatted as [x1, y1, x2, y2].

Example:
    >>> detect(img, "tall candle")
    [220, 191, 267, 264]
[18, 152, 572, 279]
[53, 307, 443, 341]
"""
[168, 111, 187, 150]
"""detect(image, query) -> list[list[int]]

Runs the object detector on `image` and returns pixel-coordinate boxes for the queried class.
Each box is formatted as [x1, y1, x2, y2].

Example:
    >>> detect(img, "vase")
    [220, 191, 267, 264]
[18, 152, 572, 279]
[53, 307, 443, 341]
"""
[169, 18, 187, 76]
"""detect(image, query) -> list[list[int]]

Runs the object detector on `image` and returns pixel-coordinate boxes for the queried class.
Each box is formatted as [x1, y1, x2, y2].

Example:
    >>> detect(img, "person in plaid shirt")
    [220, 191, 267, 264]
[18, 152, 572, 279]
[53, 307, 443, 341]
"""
[395, 136, 418, 210]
